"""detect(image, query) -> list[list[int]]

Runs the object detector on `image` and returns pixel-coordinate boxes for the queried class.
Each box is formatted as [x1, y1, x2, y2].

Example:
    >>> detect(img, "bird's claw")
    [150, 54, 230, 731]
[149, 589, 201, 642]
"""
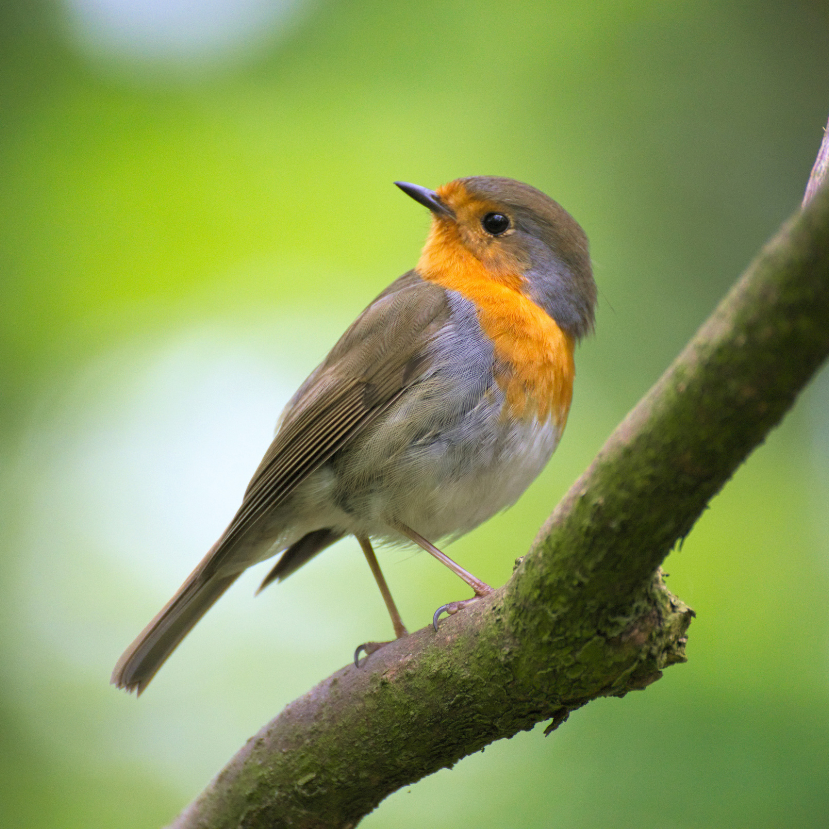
[353, 640, 391, 667]
[432, 597, 480, 631]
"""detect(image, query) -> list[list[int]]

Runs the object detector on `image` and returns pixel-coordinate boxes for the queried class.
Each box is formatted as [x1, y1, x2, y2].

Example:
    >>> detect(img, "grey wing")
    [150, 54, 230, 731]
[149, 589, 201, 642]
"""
[201, 272, 449, 577]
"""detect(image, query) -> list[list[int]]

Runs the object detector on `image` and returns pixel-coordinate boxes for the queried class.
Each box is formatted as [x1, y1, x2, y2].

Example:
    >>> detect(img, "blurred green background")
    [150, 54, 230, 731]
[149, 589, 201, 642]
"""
[2, 1, 828, 826]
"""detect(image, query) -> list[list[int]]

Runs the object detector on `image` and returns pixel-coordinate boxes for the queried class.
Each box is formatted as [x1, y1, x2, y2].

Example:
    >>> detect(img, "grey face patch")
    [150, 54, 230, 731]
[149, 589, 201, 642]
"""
[523, 255, 596, 340]
[459, 177, 596, 340]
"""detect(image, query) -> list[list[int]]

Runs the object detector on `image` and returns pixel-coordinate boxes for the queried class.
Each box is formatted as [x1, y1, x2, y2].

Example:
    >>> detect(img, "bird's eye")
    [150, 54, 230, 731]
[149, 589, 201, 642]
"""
[481, 212, 510, 235]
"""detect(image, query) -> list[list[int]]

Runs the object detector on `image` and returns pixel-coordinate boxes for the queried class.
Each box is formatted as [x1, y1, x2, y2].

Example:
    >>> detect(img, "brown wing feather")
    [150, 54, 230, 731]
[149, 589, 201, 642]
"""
[201, 273, 449, 578]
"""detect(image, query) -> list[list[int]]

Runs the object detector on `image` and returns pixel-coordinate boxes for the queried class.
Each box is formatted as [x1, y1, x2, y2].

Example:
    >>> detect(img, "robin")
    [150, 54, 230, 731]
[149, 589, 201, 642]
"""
[112, 176, 596, 694]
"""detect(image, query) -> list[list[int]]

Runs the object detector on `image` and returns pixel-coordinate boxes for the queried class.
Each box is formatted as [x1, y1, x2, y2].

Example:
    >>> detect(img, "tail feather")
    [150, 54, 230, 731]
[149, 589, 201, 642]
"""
[111, 554, 240, 695]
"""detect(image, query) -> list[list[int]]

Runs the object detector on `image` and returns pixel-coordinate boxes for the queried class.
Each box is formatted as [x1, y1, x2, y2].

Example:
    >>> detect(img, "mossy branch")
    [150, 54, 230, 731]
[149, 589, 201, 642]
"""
[170, 147, 829, 828]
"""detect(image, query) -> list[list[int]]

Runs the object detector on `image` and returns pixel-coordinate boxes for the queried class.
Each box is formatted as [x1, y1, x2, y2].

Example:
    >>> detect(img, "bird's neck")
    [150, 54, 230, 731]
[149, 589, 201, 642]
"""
[417, 224, 575, 427]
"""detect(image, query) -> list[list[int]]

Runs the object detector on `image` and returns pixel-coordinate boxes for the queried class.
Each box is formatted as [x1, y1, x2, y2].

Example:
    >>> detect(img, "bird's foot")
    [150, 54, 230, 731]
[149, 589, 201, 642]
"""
[354, 640, 393, 667]
[432, 585, 495, 631]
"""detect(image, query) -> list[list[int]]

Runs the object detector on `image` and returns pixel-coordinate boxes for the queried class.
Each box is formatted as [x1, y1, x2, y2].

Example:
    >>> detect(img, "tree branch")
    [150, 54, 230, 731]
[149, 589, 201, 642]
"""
[170, 162, 829, 829]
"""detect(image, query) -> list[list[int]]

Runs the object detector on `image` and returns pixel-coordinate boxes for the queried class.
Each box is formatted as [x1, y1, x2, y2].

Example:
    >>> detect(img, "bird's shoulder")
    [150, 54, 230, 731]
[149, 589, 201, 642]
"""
[279, 271, 450, 426]
[239, 272, 450, 503]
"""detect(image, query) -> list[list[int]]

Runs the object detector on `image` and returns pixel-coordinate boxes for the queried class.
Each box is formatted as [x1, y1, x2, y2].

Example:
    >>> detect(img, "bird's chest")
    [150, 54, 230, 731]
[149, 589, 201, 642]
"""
[480, 297, 575, 428]
[377, 290, 572, 538]
[422, 256, 576, 429]
[446, 284, 575, 439]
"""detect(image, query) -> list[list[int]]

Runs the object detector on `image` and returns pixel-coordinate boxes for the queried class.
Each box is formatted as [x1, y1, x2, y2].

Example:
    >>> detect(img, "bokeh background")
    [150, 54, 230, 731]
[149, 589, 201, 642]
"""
[2, 1, 828, 826]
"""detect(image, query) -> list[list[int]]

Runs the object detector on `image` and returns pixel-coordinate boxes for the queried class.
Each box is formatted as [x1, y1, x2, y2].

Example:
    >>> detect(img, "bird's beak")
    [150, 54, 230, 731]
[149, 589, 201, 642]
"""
[395, 181, 455, 219]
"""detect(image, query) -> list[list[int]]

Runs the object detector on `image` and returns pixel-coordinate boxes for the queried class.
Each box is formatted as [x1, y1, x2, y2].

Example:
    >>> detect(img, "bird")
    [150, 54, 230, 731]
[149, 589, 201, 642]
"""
[112, 176, 596, 694]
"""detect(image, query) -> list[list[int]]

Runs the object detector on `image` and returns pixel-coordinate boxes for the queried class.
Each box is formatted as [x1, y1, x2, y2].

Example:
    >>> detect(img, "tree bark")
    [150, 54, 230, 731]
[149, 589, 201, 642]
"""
[171, 133, 829, 829]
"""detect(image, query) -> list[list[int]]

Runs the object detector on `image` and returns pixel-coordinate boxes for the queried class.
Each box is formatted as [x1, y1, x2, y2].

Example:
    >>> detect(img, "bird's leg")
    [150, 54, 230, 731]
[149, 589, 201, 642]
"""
[354, 536, 409, 666]
[393, 520, 494, 629]
[359, 536, 408, 638]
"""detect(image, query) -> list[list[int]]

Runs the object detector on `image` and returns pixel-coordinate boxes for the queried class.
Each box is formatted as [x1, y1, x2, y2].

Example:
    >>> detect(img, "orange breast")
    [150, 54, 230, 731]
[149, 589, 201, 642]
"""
[417, 221, 575, 427]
